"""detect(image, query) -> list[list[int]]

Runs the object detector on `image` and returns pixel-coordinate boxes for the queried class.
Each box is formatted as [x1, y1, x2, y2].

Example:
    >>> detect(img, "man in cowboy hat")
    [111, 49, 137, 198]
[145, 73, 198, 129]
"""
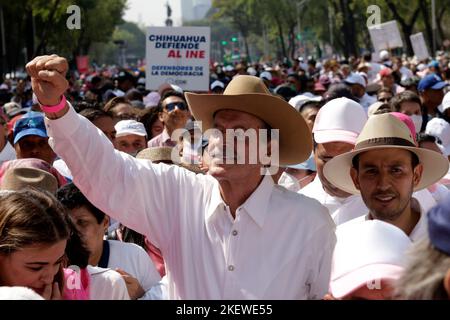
[26, 55, 336, 299]
[324, 113, 449, 240]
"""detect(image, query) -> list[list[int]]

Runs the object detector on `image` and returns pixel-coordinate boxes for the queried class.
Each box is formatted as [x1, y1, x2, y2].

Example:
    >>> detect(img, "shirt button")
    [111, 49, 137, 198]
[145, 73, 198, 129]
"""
[228, 265, 235, 271]
[232, 230, 238, 236]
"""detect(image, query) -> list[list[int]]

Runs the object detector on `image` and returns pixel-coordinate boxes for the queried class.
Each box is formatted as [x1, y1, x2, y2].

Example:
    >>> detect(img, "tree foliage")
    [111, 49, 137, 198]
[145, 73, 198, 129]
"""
[210, 0, 450, 60]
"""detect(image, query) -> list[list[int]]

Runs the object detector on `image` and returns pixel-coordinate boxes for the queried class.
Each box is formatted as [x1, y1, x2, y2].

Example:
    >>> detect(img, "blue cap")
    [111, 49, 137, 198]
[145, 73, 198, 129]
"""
[13, 111, 47, 144]
[288, 153, 316, 171]
[428, 60, 439, 69]
[427, 196, 450, 255]
[417, 74, 448, 92]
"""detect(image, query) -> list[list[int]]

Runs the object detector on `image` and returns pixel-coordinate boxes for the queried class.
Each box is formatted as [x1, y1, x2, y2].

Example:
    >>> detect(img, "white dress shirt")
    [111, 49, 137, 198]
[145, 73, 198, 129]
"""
[300, 177, 368, 225]
[300, 176, 437, 227]
[338, 197, 428, 242]
[45, 106, 336, 300]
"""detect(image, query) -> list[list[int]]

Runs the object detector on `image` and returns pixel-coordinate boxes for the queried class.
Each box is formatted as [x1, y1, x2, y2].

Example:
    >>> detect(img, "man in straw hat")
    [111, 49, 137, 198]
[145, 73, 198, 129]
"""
[323, 113, 449, 241]
[26, 55, 336, 299]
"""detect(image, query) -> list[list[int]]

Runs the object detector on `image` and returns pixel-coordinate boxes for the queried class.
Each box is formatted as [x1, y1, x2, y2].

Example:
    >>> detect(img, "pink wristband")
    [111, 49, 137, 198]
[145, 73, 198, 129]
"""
[40, 95, 67, 113]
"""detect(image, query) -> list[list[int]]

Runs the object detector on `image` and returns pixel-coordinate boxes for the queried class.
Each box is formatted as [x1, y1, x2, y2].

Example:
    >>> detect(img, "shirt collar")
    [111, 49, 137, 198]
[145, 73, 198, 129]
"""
[161, 128, 172, 143]
[205, 174, 274, 228]
[240, 174, 274, 228]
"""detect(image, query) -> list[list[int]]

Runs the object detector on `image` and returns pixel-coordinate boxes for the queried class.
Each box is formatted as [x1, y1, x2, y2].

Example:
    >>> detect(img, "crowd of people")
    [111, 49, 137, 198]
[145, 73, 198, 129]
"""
[0, 48, 449, 300]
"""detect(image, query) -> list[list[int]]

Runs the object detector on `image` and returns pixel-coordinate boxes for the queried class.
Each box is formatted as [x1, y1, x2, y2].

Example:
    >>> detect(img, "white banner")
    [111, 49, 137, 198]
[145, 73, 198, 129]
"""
[146, 27, 210, 91]
[410, 32, 430, 61]
[368, 20, 403, 52]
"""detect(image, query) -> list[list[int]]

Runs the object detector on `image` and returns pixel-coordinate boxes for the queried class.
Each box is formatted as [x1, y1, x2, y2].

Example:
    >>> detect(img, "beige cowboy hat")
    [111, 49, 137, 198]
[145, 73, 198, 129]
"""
[137, 147, 204, 174]
[0, 167, 58, 194]
[185, 75, 312, 165]
[323, 113, 449, 195]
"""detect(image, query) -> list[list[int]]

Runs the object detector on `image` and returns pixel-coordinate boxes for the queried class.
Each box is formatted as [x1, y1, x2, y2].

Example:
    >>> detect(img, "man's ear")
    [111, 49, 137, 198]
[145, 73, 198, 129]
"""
[102, 215, 110, 231]
[158, 112, 165, 123]
[413, 163, 424, 187]
[350, 167, 361, 191]
[443, 268, 450, 299]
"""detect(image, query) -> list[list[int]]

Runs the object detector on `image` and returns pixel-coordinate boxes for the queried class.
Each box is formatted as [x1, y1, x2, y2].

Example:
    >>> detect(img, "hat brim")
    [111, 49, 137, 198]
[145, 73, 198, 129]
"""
[330, 263, 403, 299]
[431, 81, 448, 90]
[323, 145, 449, 194]
[13, 129, 48, 145]
[185, 93, 312, 165]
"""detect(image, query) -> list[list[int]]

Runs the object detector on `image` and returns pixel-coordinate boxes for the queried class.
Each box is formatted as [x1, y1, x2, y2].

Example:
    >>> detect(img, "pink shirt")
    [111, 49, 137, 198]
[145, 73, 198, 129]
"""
[147, 129, 176, 148]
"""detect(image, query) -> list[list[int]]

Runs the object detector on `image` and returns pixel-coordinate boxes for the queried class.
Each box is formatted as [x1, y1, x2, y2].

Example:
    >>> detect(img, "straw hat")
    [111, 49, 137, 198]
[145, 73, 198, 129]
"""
[136, 147, 173, 163]
[0, 167, 58, 194]
[185, 75, 312, 165]
[137, 147, 204, 174]
[323, 113, 449, 194]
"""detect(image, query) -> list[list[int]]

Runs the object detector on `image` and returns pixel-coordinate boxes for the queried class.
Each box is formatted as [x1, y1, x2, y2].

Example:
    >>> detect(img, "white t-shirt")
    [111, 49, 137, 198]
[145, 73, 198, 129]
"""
[87, 265, 130, 300]
[107, 240, 163, 300]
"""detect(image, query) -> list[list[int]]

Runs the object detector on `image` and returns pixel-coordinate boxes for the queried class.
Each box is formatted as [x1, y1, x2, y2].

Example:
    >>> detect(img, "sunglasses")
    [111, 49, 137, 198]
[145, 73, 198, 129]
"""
[165, 101, 188, 112]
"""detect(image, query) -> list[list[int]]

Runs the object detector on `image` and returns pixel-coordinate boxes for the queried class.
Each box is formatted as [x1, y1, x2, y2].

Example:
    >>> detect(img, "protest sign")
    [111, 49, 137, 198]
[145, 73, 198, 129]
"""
[146, 27, 210, 92]
[368, 20, 403, 52]
[410, 32, 430, 61]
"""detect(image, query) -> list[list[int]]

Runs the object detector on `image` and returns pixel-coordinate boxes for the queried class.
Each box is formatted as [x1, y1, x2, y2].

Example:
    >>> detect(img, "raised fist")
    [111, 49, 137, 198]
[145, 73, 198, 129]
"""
[26, 54, 69, 106]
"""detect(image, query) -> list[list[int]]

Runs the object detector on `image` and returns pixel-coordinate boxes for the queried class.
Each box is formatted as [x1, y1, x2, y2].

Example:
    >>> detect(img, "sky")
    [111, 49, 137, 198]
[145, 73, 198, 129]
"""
[123, 0, 182, 27]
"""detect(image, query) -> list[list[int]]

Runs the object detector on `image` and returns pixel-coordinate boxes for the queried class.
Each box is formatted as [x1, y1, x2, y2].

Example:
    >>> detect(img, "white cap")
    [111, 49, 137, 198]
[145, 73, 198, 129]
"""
[345, 73, 367, 88]
[260, 71, 272, 81]
[442, 92, 450, 112]
[288, 93, 322, 111]
[224, 65, 234, 72]
[210, 80, 225, 91]
[330, 220, 411, 299]
[379, 50, 390, 61]
[312, 97, 367, 145]
[115, 120, 147, 138]
[425, 117, 450, 156]
[247, 67, 257, 76]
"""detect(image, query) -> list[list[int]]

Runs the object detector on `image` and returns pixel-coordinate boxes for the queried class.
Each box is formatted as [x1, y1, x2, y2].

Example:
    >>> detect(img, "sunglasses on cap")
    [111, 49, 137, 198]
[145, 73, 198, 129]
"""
[164, 101, 188, 112]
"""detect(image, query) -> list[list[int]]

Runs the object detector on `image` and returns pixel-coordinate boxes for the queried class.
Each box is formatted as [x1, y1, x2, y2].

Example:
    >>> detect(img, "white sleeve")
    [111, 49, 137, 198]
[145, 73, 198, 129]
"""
[45, 104, 204, 251]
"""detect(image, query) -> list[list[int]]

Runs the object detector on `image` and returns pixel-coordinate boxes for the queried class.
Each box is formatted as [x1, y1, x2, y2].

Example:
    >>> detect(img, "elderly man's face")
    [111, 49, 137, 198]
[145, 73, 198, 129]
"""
[315, 142, 354, 198]
[350, 148, 422, 222]
[207, 110, 271, 181]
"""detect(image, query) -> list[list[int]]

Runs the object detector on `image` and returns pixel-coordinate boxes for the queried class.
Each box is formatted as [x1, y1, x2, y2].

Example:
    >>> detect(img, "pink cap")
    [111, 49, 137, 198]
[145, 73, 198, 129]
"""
[312, 97, 367, 144]
[330, 220, 412, 299]
[389, 112, 417, 145]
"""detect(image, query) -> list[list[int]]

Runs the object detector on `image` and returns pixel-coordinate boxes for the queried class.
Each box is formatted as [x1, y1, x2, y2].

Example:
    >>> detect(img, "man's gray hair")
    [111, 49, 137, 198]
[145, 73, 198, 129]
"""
[394, 237, 450, 300]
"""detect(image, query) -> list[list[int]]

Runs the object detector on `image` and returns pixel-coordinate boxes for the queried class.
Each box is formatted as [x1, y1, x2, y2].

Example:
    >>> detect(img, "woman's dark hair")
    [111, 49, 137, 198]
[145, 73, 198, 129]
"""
[65, 218, 90, 268]
[390, 90, 422, 112]
[79, 108, 114, 123]
[138, 107, 162, 139]
[56, 183, 106, 224]
[159, 90, 186, 109]
[103, 96, 131, 113]
[417, 133, 439, 145]
[323, 83, 357, 103]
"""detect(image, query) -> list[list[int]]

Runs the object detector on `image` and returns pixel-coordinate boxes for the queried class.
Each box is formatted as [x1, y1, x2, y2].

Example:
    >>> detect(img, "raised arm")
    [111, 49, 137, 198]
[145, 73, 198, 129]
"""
[26, 55, 197, 250]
